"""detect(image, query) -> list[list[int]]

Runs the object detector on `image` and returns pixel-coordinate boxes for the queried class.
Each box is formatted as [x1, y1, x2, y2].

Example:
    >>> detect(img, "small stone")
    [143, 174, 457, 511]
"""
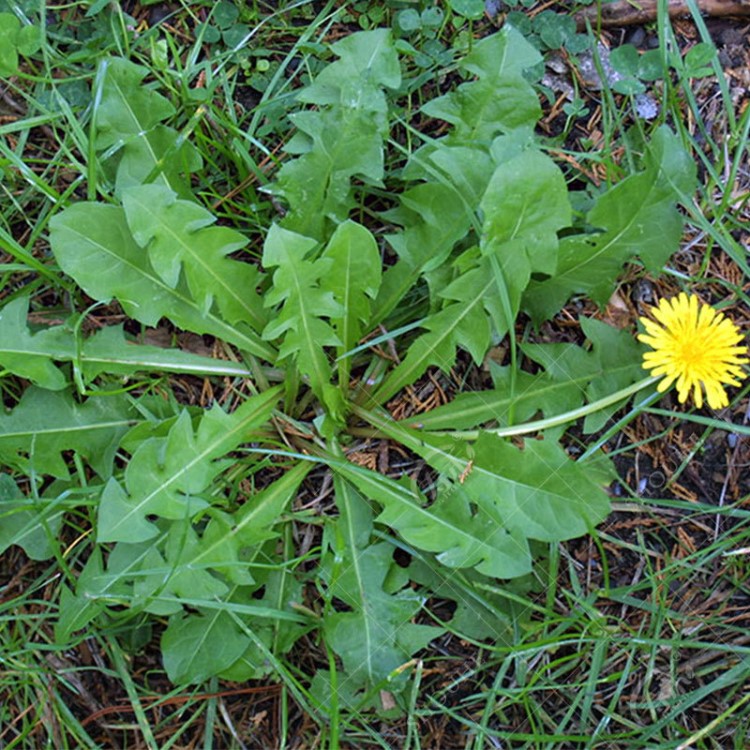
[485, 0, 503, 17]
[626, 27, 646, 47]
[632, 278, 656, 306]
[577, 42, 622, 90]
[635, 93, 659, 120]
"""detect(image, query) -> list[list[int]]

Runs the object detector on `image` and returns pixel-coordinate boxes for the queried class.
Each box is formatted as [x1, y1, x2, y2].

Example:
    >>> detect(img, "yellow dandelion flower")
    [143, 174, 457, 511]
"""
[637, 292, 748, 409]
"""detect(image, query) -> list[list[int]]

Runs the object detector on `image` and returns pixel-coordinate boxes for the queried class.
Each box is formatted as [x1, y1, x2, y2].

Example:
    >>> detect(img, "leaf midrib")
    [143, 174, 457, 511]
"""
[374, 277, 494, 403]
[335, 463, 497, 564]
[338, 478, 375, 683]
[106, 393, 276, 538]
[59, 221, 274, 360]
[131, 195, 265, 332]
[288, 254, 330, 393]
[362, 409, 574, 507]
[107, 71, 163, 178]
[555, 172, 666, 281]
[0, 420, 135, 440]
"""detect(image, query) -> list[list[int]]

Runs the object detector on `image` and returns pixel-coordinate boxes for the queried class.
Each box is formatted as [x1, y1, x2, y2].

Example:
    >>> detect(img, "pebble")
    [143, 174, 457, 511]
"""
[485, 0, 503, 17]
[631, 278, 656, 305]
[635, 92, 659, 120]
[577, 42, 622, 90]
[626, 28, 646, 47]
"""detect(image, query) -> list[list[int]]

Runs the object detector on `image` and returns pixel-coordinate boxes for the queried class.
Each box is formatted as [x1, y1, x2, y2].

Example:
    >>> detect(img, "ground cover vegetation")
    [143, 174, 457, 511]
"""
[1, 0, 749, 747]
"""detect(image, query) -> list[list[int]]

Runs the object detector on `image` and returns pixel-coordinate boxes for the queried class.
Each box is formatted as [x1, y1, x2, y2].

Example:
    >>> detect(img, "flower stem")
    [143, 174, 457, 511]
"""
[429, 375, 660, 440]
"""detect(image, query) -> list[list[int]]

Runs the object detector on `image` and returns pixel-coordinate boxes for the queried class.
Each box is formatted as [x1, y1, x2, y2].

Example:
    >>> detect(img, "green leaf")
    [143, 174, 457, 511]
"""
[613, 78, 646, 96]
[481, 151, 570, 270]
[637, 49, 663, 81]
[119, 531, 230, 616]
[326, 476, 406, 685]
[533, 11, 576, 50]
[193, 461, 312, 585]
[522, 317, 645, 433]
[0, 14, 40, 72]
[76, 325, 258, 381]
[0, 297, 259, 385]
[302, 28, 401, 97]
[122, 184, 267, 331]
[374, 30, 546, 331]
[231, 461, 311, 545]
[273, 30, 399, 240]
[262, 225, 342, 407]
[320, 220, 381, 386]
[480, 150, 571, 323]
[0, 388, 136, 480]
[373, 260, 494, 404]
[94, 58, 201, 194]
[232, 543, 312, 681]
[463, 26, 541, 79]
[329, 471, 373, 550]
[396, 9, 421, 32]
[448, 0, 485, 20]
[56, 583, 105, 643]
[321, 220, 381, 354]
[402, 143, 496, 214]
[609, 44, 640, 77]
[219, 564, 310, 681]
[158, 572, 305, 683]
[162, 609, 248, 684]
[523, 127, 696, 320]
[462, 434, 612, 541]
[323, 475, 439, 690]
[682, 42, 715, 78]
[309, 669, 368, 714]
[0, 474, 64, 560]
[276, 109, 387, 241]
[374, 182, 476, 324]
[259, 564, 309, 654]
[16, 23, 41, 56]
[79, 538, 174, 615]
[97, 387, 280, 543]
[324, 540, 434, 687]
[55, 551, 108, 643]
[407, 558, 513, 641]
[372, 30, 546, 332]
[0, 13, 20, 75]
[49, 203, 275, 360]
[421, 27, 542, 142]
[331, 459, 531, 579]
[0, 297, 68, 389]
[358, 410, 612, 543]
[213, 1, 239, 28]
[408, 366, 585, 431]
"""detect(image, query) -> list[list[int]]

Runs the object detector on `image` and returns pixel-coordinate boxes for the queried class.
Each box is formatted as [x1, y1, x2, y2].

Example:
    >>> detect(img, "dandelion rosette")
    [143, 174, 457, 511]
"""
[637, 292, 748, 409]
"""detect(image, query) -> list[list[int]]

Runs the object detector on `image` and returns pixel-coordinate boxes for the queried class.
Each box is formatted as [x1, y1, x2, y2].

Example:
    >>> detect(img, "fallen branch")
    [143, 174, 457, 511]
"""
[575, 0, 750, 29]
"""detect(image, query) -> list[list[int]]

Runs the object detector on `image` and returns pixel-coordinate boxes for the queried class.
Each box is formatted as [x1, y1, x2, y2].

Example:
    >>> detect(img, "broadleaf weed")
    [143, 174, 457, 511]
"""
[2, 14, 710, 732]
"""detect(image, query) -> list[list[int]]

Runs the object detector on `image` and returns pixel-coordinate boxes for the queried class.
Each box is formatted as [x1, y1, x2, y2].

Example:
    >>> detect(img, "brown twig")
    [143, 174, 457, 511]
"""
[575, 0, 750, 29]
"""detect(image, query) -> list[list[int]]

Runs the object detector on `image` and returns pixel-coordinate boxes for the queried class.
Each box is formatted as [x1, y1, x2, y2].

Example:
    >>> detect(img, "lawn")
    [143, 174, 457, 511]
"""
[1, 1, 749, 748]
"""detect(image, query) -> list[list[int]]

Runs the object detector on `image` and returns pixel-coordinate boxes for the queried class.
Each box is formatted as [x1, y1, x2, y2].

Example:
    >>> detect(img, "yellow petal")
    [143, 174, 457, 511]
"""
[638, 293, 747, 409]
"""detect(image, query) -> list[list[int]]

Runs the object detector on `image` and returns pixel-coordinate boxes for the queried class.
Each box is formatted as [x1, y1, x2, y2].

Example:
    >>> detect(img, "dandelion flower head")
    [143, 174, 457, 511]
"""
[638, 292, 748, 409]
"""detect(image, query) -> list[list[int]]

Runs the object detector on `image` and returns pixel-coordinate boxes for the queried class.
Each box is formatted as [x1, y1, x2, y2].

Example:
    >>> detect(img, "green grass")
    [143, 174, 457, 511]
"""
[1, 0, 749, 748]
